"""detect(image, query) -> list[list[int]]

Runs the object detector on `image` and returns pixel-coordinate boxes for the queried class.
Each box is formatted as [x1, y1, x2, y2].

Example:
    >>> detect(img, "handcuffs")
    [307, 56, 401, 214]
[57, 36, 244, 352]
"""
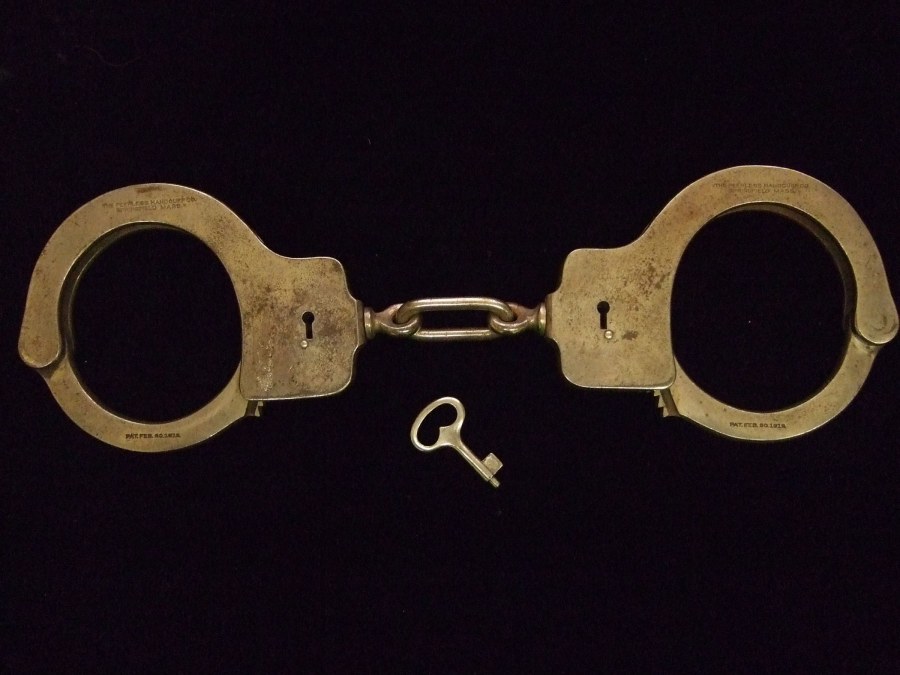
[19, 166, 897, 451]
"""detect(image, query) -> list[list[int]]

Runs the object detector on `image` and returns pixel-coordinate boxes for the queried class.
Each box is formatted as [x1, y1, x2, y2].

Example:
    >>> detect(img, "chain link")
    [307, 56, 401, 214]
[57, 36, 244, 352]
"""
[364, 296, 546, 341]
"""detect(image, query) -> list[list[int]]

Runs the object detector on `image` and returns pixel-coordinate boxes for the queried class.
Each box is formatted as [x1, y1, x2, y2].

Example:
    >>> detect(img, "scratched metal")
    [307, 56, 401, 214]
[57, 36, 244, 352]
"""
[19, 167, 897, 450]
[547, 166, 897, 439]
[19, 184, 363, 451]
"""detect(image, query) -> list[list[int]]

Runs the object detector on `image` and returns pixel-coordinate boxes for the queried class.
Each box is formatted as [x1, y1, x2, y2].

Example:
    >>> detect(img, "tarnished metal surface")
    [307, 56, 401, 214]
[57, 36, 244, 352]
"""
[411, 396, 503, 487]
[19, 166, 897, 450]
[365, 296, 545, 341]
[19, 184, 363, 451]
[546, 166, 897, 440]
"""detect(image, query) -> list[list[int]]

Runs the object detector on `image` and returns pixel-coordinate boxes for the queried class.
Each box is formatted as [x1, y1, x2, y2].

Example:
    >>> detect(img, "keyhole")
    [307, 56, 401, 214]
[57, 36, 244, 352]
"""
[302, 311, 315, 339]
[597, 301, 610, 330]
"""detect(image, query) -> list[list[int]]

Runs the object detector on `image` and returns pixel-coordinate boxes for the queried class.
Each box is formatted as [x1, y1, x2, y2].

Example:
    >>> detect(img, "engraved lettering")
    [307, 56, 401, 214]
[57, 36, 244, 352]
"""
[713, 181, 810, 196]
[728, 421, 787, 429]
[101, 195, 197, 214]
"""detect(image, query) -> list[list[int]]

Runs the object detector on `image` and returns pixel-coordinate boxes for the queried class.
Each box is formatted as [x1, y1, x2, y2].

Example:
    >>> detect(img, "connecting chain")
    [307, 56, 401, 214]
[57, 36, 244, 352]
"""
[364, 296, 546, 341]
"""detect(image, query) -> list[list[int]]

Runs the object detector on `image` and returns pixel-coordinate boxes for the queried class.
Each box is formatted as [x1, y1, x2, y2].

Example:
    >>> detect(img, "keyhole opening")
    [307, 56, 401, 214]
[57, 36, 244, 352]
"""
[597, 301, 610, 330]
[302, 311, 315, 339]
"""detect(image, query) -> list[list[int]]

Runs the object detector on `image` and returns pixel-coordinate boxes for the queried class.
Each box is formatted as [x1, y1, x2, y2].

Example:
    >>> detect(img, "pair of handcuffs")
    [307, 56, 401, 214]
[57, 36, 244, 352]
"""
[19, 166, 897, 452]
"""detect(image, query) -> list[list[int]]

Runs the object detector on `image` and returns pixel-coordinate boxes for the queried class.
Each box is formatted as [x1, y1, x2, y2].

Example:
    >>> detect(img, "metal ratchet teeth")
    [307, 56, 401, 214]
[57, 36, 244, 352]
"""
[18, 166, 897, 449]
[654, 390, 676, 418]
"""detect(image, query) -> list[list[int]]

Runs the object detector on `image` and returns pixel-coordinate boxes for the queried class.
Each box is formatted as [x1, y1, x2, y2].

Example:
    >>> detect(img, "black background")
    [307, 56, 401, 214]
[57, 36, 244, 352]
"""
[2, 5, 898, 672]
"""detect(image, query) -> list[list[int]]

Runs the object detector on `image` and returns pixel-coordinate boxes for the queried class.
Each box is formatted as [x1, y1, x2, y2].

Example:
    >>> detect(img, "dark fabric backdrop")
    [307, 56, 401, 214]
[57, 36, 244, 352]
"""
[2, 5, 898, 672]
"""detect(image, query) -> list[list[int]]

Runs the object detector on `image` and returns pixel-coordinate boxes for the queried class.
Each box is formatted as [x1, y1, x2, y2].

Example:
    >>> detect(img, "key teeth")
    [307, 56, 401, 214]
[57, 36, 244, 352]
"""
[483, 454, 502, 488]
[483, 453, 503, 474]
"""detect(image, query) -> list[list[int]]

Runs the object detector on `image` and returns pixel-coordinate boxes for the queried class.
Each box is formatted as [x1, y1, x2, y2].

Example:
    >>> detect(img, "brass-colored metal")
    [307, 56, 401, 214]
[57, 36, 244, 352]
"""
[545, 165, 897, 440]
[411, 397, 503, 487]
[19, 166, 897, 450]
[365, 296, 545, 341]
[18, 184, 364, 451]
[364, 304, 423, 339]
